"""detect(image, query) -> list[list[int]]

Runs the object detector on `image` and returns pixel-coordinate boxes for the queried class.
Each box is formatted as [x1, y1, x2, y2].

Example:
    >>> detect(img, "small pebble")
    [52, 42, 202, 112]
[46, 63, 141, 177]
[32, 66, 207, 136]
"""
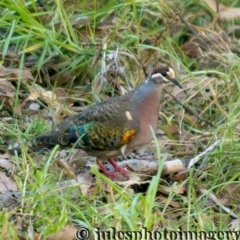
[29, 102, 40, 111]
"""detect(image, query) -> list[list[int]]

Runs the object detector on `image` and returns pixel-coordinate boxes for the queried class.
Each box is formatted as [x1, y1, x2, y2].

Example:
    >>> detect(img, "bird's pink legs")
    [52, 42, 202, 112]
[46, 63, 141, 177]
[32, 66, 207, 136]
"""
[96, 158, 129, 181]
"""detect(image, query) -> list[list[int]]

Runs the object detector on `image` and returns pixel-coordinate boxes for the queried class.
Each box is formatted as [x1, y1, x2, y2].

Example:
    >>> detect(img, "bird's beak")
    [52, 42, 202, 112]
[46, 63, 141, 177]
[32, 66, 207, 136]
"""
[170, 78, 183, 89]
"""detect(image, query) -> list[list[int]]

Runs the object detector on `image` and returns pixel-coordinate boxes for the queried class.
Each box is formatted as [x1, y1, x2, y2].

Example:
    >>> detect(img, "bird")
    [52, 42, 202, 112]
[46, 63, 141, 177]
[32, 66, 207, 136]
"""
[10, 66, 182, 181]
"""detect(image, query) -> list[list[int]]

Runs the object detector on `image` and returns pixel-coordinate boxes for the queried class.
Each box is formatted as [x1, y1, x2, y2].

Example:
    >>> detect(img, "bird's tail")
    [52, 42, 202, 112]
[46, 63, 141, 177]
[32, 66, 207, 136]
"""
[8, 133, 69, 154]
[29, 133, 69, 151]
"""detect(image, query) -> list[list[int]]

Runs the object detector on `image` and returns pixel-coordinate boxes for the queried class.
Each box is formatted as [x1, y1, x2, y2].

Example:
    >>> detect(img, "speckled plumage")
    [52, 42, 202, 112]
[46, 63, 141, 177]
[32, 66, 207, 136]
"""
[11, 66, 182, 180]
[29, 93, 139, 159]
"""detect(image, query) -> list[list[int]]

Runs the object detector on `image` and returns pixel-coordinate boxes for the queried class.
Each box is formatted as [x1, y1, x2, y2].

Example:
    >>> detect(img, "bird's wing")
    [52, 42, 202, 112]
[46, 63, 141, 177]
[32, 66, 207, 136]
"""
[29, 94, 139, 151]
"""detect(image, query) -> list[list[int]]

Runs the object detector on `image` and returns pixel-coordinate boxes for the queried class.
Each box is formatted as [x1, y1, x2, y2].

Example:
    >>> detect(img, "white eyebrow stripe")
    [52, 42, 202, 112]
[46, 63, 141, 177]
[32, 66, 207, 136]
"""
[151, 73, 162, 78]
[151, 73, 168, 82]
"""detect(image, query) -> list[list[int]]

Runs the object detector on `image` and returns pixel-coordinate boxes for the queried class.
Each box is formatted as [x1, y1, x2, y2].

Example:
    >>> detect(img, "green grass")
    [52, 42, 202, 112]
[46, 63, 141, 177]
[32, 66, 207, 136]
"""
[1, 0, 240, 238]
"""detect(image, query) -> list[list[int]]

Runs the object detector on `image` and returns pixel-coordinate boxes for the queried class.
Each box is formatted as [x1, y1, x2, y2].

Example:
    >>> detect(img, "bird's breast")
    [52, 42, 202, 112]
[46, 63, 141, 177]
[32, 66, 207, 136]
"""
[127, 90, 161, 149]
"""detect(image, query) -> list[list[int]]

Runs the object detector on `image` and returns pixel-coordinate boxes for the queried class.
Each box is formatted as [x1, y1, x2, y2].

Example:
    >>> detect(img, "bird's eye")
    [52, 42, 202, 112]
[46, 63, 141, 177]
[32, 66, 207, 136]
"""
[162, 72, 167, 77]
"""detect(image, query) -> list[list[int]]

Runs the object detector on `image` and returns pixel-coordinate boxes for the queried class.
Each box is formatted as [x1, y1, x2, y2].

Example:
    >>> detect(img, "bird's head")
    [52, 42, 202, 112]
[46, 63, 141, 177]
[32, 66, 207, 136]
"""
[149, 66, 182, 89]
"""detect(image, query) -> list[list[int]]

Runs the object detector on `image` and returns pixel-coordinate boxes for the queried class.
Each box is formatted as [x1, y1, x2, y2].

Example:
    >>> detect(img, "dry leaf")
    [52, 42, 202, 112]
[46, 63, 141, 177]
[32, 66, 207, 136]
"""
[16, 90, 61, 117]
[0, 78, 15, 93]
[157, 196, 182, 208]
[204, 0, 240, 19]
[219, 183, 240, 199]
[181, 42, 202, 58]
[47, 224, 78, 240]
[159, 184, 186, 195]
[0, 158, 14, 171]
[50, 71, 78, 86]
[172, 170, 189, 182]
[68, 149, 88, 169]
[0, 78, 15, 106]
[77, 173, 94, 195]
[0, 67, 33, 80]
[27, 91, 57, 103]
[57, 159, 77, 180]
[229, 218, 240, 231]
[0, 172, 18, 193]
[15, 101, 26, 116]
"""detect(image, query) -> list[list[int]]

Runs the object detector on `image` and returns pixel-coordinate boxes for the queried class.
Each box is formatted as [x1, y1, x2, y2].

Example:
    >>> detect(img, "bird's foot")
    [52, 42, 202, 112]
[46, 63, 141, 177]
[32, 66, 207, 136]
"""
[96, 159, 130, 181]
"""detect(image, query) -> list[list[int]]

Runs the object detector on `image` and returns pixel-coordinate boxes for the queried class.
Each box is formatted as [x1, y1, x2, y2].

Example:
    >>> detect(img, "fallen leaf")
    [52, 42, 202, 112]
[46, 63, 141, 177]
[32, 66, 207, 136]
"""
[0, 78, 15, 93]
[159, 184, 186, 195]
[219, 183, 240, 199]
[50, 71, 78, 86]
[0, 67, 34, 80]
[27, 91, 57, 103]
[156, 196, 182, 208]
[47, 224, 78, 240]
[0, 78, 16, 107]
[16, 89, 62, 118]
[172, 170, 189, 182]
[0, 158, 14, 171]
[15, 101, 26, 116]
[181, 42, 202, 58]
[229, 218, 240, 231]
[77, 173, 94, 195]
[0, 172, 18, 193]
[204, 0, 240, 20]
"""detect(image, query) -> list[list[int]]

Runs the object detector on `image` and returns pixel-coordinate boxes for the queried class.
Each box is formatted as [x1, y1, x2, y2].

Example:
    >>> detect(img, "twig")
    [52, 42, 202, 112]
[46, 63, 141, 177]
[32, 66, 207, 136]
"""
[188, 140, 220, 168]
[199, 187, 238, 219]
